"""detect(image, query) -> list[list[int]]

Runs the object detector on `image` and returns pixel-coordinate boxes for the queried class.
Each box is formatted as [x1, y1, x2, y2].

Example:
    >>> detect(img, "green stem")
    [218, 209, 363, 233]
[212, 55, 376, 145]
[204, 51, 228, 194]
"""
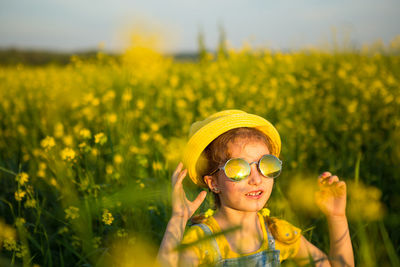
[379, 221, 400, 266]
[354, 152, 362, 185]
[0, 166, 17, 176]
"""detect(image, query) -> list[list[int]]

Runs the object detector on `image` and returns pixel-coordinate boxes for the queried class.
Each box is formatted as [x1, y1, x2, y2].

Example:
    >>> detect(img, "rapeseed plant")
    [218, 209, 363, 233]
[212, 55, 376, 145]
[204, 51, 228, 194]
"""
[40, 136, 56, 150]
[94, 132, 107, 145]
[0, 34, 399, 266]
[102, 209, 114, 225]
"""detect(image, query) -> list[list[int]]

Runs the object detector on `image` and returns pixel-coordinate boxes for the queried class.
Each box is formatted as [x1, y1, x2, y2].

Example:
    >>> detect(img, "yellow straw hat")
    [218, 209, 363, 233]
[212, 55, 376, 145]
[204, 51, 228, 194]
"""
[183, 110, 281, 188]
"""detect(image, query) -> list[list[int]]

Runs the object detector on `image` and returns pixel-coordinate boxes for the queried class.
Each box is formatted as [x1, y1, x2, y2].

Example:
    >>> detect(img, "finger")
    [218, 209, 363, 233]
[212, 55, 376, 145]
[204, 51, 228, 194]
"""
[333, 181, 347, 195]
[172, 162, 183, 185]
[173, 162, 183, 177]
[319, 174, 338, 186]
[336, 180, 346, 188]
[319, 176, 330, 186]
[174, 168, 188, 188]
[318, 172, 332, 185]
[331, 187, 345, 198]
[191, 191, 208, 211]
[319, 171, 332, 179]
[327, 175, 339, 185]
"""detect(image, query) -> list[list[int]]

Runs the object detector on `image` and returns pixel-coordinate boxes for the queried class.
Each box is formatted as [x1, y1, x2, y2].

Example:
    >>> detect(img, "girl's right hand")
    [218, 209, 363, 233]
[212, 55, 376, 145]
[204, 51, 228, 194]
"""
[171, 162, 207, 221]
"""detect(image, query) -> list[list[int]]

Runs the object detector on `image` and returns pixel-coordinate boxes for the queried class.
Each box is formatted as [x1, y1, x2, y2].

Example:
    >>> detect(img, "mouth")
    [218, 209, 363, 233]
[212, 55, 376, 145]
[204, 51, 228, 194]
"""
[245, 190, 263, 199]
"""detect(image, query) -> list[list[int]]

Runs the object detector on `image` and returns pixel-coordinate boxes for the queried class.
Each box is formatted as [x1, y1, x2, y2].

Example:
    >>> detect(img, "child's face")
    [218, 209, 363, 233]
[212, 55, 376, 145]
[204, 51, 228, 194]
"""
[211, 137, 274, 213]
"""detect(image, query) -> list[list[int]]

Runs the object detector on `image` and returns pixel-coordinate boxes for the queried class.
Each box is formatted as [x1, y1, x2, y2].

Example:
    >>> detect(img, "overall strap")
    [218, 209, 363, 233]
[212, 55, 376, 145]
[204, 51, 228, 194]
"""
[196, 223, 222, 261]
[264, 219, 276, 250]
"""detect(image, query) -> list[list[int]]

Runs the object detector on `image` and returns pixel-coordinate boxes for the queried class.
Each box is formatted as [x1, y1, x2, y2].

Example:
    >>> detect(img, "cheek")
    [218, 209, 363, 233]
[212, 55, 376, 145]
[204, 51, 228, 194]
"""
[264, 179, 274, 193]
[219, 180, 233, 191]
[220, 181, 249, 197]
[217, 178, 239, 195]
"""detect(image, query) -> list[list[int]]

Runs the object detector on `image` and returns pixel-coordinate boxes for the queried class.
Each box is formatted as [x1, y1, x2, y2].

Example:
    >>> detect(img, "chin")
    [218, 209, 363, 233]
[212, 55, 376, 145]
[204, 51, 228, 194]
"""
[237, 201, 268, 213]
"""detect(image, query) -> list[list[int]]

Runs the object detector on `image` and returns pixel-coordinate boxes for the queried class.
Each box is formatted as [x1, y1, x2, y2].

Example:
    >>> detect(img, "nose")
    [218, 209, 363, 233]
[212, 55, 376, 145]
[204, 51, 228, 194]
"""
[247, 163, 262, 185]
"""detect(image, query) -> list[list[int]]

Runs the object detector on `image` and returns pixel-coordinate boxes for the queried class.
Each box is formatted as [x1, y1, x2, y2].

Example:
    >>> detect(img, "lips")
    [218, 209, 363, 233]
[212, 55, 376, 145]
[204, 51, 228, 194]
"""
[245, 190, 264, 199]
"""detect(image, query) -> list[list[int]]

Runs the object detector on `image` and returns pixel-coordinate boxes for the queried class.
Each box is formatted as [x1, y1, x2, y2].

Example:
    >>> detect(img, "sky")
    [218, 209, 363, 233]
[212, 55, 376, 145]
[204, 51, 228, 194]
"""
[1, 0, 399, 53]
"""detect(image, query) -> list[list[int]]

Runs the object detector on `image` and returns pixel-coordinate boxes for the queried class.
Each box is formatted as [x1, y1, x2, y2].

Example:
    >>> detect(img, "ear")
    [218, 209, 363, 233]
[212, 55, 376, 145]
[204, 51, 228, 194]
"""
[204, 175, 220, 193]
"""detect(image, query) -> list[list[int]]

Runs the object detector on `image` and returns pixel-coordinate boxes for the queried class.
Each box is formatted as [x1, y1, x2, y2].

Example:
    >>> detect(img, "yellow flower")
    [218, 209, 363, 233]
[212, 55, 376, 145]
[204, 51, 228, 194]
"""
[95, 132, 107, 145]
[61, 148, 76, 162]
[92, 236, 102, 249]
[58, 226, 69, 235]
[24, 199, 37, 208]
[204, 209, 214, 218]
[54, 123, 64, 138]
[22, 154, 30, 162]
[37, 169, 45, 177]
[114, 154, 123, 165]
[137, 99, 145, 110]
[79, 128, 92, 139]
[0, 219, 16, 241]
[39, 162, 47, 170]
[122, 90, 132, 102]
[106, 164, 113, 174]
[17, 125, 27, 136]
[78, 142, 91, 153]
[15, 172, 29, 185]
[117, 229, 128, 237]
[177, 99, 186, 109]
[65, 206, 80, 220]
[91, 148, 99, 156]
[15, 190, 26, 201]
[15, 217, 26, 227]
[15, 244, 29, 258]
[150, 123, 159, 132]
[154, 133, 165, 145]
[169, 75, 179, 87]
[102, 209, 114, 225]
[71, 235, 81, 248]
[152, 161, 163, 171]
[107, 113, 118, 124]
[79, 142, 87, 148]
[84, 92, 94, 103]
[63, 135, 74, 146]
[3, 239, 17, 251]
[102, 90, 116, 103]
[347, 181, 385, 221]
[40, 136, 55, 150]
[92, 98, 100, 106]
[140, 132, 150, 142]
[129, 145, 140, 154]
[50, 178, 59, 188]
[261, 208, 270, 217]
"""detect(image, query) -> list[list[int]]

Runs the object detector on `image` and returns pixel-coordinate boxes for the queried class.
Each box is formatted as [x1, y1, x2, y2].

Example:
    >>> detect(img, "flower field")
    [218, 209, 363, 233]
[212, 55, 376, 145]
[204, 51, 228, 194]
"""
[1, 38, 399, 266]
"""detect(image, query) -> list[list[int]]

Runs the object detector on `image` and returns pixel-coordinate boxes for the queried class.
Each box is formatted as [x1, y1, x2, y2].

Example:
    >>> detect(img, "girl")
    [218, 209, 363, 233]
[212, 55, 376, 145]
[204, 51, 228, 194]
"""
[158, 110, 354, 266]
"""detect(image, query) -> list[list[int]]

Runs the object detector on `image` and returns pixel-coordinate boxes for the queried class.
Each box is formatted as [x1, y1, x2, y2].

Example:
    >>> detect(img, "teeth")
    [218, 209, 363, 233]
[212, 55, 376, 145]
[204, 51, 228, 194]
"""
[246, 191, 262, 196]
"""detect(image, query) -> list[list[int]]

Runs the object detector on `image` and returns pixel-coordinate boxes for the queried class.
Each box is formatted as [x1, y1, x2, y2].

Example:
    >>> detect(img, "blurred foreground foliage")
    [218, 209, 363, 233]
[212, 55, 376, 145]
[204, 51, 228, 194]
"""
[1, 36, 400, 266]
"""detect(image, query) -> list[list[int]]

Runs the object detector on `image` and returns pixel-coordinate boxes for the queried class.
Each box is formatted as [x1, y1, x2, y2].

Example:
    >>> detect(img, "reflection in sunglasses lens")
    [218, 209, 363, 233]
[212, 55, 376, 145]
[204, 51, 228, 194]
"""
[225, 158, 250, 181]
[259, 155, 281, 178]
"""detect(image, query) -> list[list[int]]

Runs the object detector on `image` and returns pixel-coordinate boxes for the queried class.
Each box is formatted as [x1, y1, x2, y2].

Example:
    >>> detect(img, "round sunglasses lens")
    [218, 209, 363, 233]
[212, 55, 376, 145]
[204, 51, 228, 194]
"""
[224, 158, 250, 181]
[259, 155, 282, 178]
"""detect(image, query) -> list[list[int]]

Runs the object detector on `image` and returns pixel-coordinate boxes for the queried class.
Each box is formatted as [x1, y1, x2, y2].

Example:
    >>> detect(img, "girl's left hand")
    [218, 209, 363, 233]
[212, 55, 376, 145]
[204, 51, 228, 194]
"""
[315, 172, 347, 217]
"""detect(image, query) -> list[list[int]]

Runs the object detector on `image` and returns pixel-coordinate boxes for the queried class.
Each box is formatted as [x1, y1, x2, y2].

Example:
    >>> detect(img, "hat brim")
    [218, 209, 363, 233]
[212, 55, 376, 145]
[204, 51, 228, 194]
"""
[183, 113, 281, 188]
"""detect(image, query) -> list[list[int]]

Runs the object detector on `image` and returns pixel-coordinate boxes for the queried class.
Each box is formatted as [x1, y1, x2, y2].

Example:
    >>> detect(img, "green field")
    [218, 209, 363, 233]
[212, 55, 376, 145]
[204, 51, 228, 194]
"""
[0, 40, 399, 266]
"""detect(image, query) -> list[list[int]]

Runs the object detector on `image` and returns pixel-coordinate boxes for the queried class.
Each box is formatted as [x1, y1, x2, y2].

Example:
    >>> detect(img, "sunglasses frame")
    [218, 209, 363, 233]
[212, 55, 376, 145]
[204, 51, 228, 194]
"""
[209, 154, 282, 182]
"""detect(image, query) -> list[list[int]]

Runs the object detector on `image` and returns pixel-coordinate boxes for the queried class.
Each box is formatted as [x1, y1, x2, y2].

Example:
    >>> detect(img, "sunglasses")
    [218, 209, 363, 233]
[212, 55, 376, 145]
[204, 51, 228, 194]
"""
[209, 154, 282, 182]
